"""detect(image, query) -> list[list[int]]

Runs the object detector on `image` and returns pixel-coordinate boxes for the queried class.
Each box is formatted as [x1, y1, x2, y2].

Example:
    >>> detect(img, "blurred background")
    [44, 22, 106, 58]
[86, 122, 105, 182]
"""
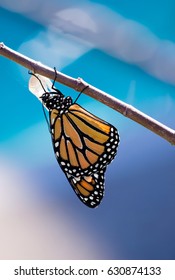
[0, 0, 175, 260]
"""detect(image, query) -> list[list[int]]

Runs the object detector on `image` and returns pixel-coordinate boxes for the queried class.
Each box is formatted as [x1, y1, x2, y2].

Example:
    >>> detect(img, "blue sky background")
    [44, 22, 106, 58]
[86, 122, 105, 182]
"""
[0, 0, 175, 259]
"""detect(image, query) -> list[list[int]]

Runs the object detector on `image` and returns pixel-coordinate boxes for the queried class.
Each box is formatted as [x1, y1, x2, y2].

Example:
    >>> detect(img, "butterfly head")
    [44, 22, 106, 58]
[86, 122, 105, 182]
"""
[40, 90, 73, 113]
[40, 92, 64, 110]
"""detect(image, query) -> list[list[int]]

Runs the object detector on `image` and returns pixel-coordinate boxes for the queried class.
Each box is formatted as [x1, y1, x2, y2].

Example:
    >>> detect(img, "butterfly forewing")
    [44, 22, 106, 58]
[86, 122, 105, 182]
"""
[50, 103, 119, 175]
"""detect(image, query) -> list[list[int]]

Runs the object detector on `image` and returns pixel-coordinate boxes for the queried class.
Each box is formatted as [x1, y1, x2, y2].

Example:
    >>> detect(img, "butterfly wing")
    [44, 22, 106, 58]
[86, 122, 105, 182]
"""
[65, 169, 106, 208]
[50, 103, 119, 207]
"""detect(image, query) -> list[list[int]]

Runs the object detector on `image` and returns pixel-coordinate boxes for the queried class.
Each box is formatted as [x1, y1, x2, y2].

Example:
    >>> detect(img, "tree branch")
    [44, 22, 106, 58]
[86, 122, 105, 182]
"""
[1, 42, 175, 145]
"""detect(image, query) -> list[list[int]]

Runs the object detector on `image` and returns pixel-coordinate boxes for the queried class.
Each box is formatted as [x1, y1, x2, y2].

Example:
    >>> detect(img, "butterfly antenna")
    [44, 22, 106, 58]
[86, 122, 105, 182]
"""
[42, 103, 51, 133]
[74, 85, 89, 103]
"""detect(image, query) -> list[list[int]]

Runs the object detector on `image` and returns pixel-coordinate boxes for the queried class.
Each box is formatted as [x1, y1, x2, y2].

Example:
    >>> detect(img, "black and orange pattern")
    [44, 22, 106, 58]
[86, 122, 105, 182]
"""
[40, 85, 119, 208]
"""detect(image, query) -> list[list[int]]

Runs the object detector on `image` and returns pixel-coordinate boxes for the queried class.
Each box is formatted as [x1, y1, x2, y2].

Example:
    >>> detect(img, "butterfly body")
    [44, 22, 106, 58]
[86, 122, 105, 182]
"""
[41, 88, 119, 208]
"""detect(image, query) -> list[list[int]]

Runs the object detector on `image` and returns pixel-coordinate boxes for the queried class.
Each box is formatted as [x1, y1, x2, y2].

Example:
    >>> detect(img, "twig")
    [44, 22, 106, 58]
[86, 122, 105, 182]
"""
[1, 42, 175, 145]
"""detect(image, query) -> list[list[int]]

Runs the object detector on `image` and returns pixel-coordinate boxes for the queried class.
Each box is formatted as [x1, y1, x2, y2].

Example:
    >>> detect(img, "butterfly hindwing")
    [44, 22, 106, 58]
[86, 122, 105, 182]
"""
[65, 169, 106, 208]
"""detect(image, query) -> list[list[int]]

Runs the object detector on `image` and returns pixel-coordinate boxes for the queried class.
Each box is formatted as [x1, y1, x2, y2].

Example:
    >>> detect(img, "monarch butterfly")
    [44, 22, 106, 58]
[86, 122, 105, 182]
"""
[29, 70, 120, 208]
